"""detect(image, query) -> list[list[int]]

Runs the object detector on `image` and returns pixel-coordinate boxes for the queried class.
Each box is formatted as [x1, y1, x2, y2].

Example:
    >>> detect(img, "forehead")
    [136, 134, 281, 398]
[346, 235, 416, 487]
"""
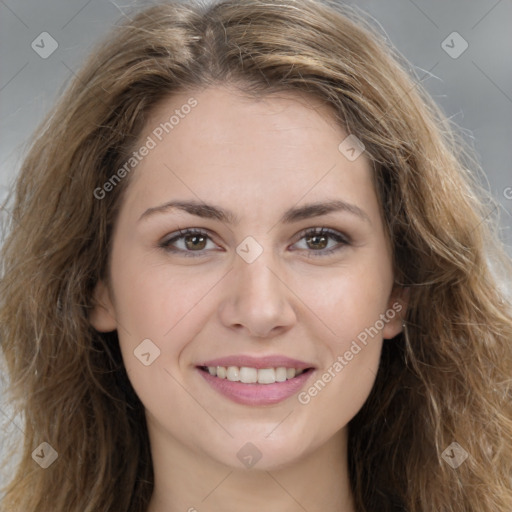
[141, 85, 342, 157]
[119, 85, 380, 226]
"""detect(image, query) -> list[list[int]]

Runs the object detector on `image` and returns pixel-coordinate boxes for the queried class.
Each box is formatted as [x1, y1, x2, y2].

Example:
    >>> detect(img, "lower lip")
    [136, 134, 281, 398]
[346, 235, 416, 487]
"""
[197, 368, 315, 406]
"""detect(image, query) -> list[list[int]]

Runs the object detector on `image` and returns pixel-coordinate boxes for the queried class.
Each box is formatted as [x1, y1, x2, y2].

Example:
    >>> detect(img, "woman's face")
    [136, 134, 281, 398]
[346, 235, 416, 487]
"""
[91, 85, 406, 471]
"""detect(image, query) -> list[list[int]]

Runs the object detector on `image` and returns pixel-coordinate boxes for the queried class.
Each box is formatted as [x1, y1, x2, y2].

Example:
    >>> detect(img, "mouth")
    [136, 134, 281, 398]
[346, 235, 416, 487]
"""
[197, 365, 315, 384]
[196, 364, 316, 406]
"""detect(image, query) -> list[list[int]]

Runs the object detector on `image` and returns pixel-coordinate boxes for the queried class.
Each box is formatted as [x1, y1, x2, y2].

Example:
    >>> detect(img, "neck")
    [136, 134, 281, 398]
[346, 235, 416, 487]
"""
[146, 420, 356, 512]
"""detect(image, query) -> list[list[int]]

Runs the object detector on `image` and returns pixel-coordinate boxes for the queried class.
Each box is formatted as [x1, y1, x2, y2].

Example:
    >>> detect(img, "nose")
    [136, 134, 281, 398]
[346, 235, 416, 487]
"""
[218, 249, 297, 339]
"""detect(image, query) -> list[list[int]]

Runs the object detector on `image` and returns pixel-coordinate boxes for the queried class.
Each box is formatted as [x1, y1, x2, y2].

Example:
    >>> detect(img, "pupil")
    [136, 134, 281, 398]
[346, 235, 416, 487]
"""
[308, 234, 327, 250]
[186, 235, 206, 250]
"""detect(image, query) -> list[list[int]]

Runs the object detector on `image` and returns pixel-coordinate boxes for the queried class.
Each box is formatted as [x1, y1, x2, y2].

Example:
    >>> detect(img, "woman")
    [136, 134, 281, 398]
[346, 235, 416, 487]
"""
[1, 0, 511, 511]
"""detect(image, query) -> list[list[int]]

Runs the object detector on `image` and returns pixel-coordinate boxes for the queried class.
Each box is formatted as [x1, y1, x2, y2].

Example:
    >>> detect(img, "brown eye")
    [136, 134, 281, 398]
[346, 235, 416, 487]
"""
[160, 229, 216, 257]
[183, 233, 207, 250]
[305, 232, 329, 250]
[292, 227, 350, 257]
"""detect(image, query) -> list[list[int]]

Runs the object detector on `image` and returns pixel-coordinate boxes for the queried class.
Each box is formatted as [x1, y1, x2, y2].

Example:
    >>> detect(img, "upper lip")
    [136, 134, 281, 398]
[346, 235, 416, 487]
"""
[198, 355, 315, 370]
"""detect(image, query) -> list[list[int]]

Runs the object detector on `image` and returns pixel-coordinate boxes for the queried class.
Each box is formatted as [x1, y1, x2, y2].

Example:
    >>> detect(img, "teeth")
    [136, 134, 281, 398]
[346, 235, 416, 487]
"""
[275, 367, 287, 382]
[258, 368, 275, 384]
[205, 366, 306, 384]
[226, 366, 240, 381]
[239, 366, 257, 383]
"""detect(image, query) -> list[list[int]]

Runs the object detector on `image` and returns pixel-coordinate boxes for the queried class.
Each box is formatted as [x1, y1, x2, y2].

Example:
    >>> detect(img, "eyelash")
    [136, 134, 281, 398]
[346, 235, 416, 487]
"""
[159, 227, 350, 258]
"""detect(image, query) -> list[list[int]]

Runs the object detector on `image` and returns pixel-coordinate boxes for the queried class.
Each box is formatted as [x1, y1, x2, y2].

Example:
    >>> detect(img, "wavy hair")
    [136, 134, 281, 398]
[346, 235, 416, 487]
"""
[1, 0, 511, 510]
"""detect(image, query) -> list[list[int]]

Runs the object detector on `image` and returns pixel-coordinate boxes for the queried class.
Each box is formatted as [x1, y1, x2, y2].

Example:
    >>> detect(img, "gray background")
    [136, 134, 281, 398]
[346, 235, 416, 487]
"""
[0, 0, 511, 488]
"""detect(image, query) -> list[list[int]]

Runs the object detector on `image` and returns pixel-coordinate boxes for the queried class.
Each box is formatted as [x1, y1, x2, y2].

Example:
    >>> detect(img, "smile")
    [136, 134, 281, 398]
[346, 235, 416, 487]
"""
[197, 365, 315, 406]
[200, 365, 311, 384]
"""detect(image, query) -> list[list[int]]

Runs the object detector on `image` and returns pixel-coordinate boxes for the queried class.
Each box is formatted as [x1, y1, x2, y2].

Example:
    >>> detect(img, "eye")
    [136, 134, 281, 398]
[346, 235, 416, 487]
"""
[291, 227, 350, 257]
[160, 228, 218, 257]
[160, 227, 350, 258]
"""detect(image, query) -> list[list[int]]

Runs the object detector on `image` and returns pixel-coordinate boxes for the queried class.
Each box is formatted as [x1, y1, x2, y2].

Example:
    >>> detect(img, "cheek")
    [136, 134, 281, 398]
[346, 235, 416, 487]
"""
[304, 261, 392, 342]
[111, 262, 208, 420]
[297, 270, 387, 427]
[295, 260, 391, 430]
[110, 250, 230, 398]
[111, 249, 207, 340]
[298, 342, 383, 437]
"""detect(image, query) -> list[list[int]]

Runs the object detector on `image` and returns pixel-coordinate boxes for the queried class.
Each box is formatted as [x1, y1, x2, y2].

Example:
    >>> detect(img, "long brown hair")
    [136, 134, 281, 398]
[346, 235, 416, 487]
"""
[1, 0, 511, 510]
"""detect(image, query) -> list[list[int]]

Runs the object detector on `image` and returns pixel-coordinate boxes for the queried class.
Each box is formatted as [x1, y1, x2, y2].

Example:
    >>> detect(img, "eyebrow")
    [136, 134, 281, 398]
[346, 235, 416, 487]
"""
[138, 198, 371, 226]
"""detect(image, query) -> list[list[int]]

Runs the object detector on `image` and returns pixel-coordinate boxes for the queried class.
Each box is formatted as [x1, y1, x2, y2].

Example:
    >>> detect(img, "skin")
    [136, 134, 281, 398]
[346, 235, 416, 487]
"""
[90, 85, 408, 512]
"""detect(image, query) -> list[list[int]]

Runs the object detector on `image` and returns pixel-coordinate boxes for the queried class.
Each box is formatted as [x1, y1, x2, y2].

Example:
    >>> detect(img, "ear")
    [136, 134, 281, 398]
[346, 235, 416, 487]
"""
[89, 279, 117, 332]
[382, 285, 410, 340]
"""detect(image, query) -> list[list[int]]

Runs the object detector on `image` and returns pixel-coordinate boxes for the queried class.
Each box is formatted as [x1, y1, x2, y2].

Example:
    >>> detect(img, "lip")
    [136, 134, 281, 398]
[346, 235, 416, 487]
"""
[196, 355, 316, 406]
[198, 355, 314, 370]
[197, 368, 315, 406]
